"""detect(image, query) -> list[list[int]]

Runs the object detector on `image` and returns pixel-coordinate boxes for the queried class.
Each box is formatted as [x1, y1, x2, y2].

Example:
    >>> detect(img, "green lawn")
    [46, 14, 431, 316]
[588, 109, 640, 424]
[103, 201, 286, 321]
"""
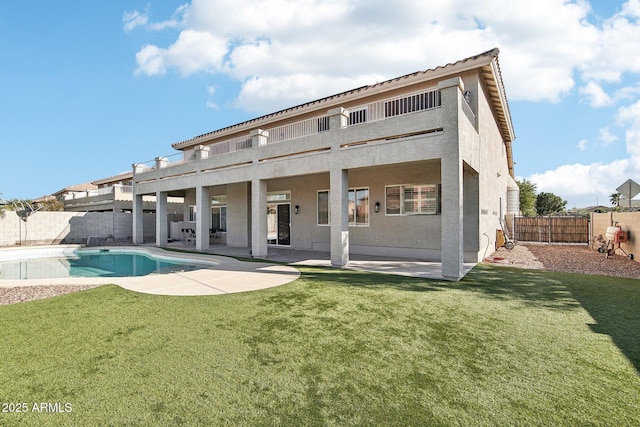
[1, 264, 639, 426]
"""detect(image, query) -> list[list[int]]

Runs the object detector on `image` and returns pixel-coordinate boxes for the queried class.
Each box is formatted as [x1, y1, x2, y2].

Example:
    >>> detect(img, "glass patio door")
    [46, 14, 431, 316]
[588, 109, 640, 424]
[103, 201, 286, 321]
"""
[267, 203, 290, 246]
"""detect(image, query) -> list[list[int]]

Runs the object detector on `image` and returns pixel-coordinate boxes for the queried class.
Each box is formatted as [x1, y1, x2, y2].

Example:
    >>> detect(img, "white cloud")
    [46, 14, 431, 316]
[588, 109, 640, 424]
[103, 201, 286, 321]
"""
[135, 30, 228, 77]
[598, 127, 618, 147]
[129, 0, 610, 108]
[529, 159, 631, 206]
[617, 99, 640, 160]
[127, 0, 640, 208]
[122, 10, 148, 32]
[580, 81, 613, 107]
[582, 0, 640, 83]
[123, 6, 185, 33]
[528, 100, 640, 207]
[233, 73, 383, 112]
[135, 45, 165, 76]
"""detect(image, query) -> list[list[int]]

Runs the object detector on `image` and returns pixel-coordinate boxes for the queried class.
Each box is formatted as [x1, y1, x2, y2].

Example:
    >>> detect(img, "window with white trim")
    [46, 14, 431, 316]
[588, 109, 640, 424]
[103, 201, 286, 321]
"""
[188, 205, 196, 222]
[211, 195, 227, 232]
[386, 184, 439, 215]
[316, 188, 369, 226]
[348, 188, 369, 226]
[317, 190, 329, 226]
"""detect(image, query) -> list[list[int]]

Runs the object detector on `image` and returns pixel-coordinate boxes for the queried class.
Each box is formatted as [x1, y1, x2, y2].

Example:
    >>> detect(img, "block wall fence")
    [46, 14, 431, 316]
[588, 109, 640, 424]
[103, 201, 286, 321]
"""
[591, 212, 640, 261]
[0, 211, 156, 247]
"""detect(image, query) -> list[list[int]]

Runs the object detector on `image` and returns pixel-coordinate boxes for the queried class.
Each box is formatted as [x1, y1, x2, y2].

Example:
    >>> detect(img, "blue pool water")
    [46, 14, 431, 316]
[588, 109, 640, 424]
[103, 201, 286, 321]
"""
[0, 251, 207, 280]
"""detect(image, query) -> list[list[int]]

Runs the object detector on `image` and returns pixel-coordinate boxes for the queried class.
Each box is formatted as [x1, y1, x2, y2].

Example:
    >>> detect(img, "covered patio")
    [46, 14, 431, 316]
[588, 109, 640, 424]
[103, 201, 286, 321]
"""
[159, 241, 477, 280]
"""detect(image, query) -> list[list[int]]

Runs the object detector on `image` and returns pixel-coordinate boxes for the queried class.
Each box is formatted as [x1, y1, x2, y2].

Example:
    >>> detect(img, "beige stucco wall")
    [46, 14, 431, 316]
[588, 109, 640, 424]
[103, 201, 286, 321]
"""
[591, 212, 639, 261]
[464, 71, 514, 260]
[134, 68, 513, 271]
[0, 211, 156, 246]
[173, 163, 445, 259]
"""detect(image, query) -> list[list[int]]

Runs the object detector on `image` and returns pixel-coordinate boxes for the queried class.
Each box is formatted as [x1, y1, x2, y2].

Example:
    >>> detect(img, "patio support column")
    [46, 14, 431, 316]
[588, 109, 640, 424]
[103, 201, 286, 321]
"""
[133, 193, 144, 244]
[156, 191, 168, 246]
[195, 185, 210, 251]
[251, 178, 268, 258]
[441, 157, 464, 280]
[438, 76, 465, 281]
[330, 168, 349, 267]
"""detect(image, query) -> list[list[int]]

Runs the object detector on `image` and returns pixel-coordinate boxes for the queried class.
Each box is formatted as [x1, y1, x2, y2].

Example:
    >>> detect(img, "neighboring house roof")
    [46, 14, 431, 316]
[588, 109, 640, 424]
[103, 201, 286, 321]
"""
[581, 205, 610, 212]
[92, 171, 133, 186]
[171, 48, 515, 175]
[51, 182, 98, 197]
[32, 194, 57, 203]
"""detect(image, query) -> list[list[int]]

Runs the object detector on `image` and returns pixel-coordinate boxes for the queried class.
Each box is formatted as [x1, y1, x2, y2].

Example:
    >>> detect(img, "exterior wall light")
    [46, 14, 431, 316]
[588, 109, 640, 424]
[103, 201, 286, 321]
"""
[294, 205, 299, 214]
[374, 202, 380, 213]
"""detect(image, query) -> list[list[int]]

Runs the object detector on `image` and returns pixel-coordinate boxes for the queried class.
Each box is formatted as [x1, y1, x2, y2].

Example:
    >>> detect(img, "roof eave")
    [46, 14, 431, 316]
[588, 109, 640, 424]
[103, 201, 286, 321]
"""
[171, 48, 516, 161]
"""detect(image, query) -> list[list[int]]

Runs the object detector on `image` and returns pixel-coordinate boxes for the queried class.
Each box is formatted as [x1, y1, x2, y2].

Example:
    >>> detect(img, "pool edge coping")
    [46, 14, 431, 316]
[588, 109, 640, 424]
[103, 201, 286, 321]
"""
[0, 245, 301, 296]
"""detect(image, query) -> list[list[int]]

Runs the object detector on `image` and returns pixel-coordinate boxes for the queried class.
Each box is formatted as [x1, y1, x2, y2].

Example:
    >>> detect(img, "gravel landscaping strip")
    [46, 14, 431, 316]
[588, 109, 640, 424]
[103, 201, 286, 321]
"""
[0, 285, 101, 306]
[488, 243, 640, 279]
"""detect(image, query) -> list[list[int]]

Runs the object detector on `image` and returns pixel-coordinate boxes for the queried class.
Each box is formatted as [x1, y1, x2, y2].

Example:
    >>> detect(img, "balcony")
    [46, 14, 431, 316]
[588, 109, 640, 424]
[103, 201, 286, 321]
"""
[63, 184, 133, 202]
[131, 86, 477, 189]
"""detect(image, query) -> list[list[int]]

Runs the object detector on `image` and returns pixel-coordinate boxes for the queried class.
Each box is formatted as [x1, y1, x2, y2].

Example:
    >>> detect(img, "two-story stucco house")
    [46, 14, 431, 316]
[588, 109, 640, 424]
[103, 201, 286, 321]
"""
[132, 48, 518, 280]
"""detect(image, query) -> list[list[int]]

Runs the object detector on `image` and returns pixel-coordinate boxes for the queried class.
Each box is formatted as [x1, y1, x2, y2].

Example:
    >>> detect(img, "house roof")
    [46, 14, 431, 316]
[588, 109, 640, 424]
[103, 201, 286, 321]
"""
[92, 171, 133, 186]
[172, 48, 515, 174]
[51, 182, 98, 197]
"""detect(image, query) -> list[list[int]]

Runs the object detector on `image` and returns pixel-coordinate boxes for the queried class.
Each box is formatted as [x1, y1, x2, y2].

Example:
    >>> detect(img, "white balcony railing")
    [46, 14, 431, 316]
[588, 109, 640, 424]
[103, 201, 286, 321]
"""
[63, 185, 135, 201]
[347, 89, 441, 127]
[266, 115, 329, 145]
[134, 88, 445, 174]
[206, 134, 252, 156]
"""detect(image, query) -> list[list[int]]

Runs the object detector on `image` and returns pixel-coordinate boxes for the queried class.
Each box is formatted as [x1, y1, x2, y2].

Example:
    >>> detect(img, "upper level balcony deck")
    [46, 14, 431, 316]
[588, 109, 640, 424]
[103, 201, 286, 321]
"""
[133, 84, 476, 189]
[63, 184, 133, 203]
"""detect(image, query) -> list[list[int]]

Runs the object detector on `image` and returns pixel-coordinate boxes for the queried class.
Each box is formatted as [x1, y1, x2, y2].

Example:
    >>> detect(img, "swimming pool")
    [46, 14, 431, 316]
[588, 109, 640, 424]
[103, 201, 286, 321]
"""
[0, 248, 212, 280]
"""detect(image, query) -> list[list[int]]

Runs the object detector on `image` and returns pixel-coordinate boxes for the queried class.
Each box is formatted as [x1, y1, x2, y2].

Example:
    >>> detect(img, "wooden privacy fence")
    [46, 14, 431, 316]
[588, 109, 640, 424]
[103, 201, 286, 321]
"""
[512, 216, 589, 244]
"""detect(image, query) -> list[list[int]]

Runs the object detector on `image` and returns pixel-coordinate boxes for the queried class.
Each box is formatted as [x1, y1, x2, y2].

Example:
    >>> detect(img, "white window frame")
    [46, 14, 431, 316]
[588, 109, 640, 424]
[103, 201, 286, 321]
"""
[348, 187, 369, 226]
[385, 184, 439, 215]
[317, 188, 370, 227]
[317, 190, 330, 226]
[211, 195, 227, 232]
[188, 205, 196, 222]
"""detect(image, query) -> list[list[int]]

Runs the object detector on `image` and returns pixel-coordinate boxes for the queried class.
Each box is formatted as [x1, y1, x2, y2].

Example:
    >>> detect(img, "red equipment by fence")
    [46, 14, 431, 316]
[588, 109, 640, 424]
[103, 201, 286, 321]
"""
[604, 223, 633, 260]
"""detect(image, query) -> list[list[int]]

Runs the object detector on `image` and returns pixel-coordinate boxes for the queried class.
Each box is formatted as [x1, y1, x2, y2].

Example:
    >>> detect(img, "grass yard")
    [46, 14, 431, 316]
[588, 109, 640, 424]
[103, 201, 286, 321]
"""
[1, 264, 639, 426]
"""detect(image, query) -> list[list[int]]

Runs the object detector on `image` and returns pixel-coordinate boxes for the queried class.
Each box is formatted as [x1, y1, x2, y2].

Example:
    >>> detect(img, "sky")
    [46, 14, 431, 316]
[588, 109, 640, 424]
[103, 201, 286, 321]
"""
[2, 0, 640, 208]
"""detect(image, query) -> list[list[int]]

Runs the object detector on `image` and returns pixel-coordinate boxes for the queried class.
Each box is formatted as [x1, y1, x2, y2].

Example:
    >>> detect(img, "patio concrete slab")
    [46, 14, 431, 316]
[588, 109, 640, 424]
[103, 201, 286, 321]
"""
[167, 242, 476, 280]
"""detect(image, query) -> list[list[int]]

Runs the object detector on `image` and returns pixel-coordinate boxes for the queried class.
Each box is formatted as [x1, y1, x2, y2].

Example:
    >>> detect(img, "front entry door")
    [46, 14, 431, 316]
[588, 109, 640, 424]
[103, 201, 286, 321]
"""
[267, 203, 290, 246]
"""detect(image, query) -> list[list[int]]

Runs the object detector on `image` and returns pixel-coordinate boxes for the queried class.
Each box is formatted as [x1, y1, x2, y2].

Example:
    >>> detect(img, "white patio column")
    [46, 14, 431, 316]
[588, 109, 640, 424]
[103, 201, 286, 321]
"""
[251, 178, 268, 258]
[132, 193, 144, 244]
[441, 157, 465, 280]
[195, 185, 210, 251]
[330, 168, 349, 267]
[156, 191, 168, 246]
[438, 76, 465, 280]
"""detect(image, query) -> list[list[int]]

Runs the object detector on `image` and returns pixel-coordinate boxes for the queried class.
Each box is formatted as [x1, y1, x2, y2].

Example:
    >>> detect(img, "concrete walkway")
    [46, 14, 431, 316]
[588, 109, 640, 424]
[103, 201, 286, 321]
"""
[166, 242, 476, 281]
